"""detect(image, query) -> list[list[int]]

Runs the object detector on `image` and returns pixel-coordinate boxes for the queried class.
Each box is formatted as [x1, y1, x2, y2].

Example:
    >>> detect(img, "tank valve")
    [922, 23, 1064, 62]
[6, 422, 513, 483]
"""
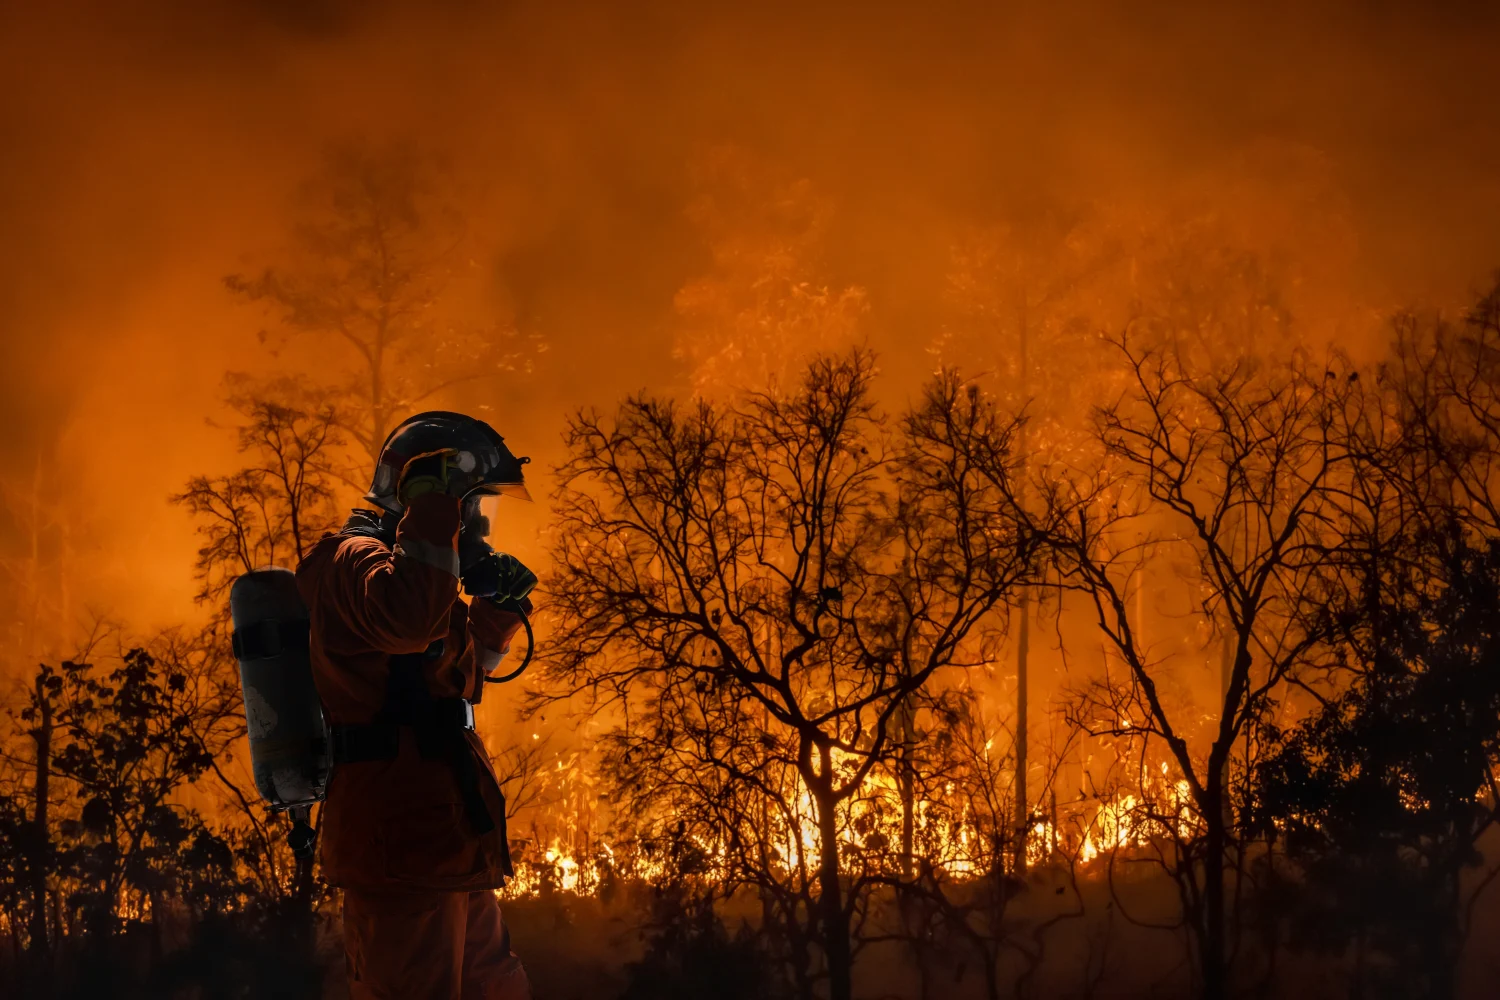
[287, 804, 317, 860]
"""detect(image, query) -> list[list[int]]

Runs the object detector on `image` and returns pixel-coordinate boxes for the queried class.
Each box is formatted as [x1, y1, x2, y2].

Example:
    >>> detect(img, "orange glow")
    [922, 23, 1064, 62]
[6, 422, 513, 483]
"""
[4, 10, 1500, 991]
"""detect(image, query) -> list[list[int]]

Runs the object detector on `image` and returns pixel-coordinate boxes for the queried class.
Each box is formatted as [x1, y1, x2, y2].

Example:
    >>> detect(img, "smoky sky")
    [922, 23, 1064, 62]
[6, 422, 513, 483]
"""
[1, 0, 1498, 628]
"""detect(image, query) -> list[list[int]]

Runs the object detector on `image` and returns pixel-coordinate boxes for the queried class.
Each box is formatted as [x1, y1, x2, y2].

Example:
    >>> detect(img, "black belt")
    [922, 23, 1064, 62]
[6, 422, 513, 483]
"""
[331, 697, 476, 762]
[330, 723, 398, 764]
[329, 697, 496, 836]
[330, 722, 400, 764]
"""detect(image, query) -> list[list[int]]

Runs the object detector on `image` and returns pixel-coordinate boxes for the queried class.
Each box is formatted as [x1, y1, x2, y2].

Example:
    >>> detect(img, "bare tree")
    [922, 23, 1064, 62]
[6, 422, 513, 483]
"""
[1385, 279, 1500, 534]
[1050, 335, 1360, 1000]
[539, 352, 1048, 1000]
[225, 141, 539, 462]
[1237, 277, 1500, 999]
[172, 385, 344, 608]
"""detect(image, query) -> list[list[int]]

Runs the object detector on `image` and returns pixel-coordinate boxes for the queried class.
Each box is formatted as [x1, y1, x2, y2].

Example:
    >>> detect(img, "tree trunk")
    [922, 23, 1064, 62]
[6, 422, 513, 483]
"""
[1014, 591, 1031, 875]
[1013, 292, 1032, 877]
[291, 855, 320, 1000]
[1424, 866, 1461, 1000]
[1351, 924, 1367, 999]
[898, 565, 918, 882]
[148, 889, 165, 968]
[899, 697, 916, 881]
[28, 673, 52, 966]
[814, 786, 853, 1000]
[897, 694, 923, 995]
[1050, 784, 1058, 857]
[982, 949, 1002, 1000]
[1202, 785, 1227, 1000]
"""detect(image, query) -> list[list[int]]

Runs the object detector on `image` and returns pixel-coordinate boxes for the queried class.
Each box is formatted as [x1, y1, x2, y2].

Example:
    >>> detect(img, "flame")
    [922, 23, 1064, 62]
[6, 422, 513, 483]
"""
[498, 753, 1200, 899]
[1079, 778, 1197, 863]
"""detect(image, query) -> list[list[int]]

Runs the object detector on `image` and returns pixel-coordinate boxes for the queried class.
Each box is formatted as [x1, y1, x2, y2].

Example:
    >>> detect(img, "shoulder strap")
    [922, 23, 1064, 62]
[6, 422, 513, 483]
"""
[338, 508, 400, 546]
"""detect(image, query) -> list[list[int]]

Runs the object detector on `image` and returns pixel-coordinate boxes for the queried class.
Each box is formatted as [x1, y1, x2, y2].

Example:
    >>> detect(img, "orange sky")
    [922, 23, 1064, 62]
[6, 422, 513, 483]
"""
[2, 0, 1499, 637]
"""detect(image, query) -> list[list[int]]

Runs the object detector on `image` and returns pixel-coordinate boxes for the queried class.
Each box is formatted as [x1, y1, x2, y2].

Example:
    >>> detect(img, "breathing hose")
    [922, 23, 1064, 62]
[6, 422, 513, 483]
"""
[483, 597, 533, 684]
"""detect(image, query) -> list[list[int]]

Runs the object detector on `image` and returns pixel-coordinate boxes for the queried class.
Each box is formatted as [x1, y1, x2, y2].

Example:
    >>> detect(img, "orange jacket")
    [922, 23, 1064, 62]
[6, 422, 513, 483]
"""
[296, 494, 525, 891]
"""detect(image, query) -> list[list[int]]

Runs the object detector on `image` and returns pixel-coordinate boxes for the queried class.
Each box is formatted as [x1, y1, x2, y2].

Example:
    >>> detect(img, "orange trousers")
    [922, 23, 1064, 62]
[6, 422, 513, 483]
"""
[342, 887, 531, 1000]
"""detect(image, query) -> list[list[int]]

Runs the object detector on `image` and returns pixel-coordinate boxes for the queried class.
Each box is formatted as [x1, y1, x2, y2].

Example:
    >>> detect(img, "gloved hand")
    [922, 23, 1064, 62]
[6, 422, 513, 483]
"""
[462, 551, 538, 604]
[398, 449, 471, 505]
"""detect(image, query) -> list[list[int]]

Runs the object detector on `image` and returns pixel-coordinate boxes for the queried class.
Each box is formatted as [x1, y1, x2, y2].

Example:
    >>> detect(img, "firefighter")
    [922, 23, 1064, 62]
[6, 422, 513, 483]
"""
[296, 411, 538, 1000]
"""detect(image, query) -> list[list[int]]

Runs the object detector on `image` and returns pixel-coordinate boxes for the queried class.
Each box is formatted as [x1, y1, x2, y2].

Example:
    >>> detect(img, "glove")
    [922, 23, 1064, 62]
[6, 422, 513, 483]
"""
[398, 449, 471, 505]
[462, 551, 538, 604]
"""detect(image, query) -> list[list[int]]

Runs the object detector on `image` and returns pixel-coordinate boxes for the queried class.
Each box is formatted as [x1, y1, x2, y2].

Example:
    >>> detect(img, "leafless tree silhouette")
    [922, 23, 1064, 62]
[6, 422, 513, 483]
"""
[537, 351, 1057, 1000]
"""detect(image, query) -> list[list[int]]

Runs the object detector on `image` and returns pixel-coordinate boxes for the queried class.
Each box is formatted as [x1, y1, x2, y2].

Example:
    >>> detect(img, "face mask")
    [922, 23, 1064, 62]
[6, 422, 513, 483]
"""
[458, 497, 496, 576]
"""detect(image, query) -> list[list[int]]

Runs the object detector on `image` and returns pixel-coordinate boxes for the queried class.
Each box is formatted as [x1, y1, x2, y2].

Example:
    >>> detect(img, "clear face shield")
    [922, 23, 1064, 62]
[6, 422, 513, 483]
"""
[458, 481, 530, 575]
[472, 481, 532, 503]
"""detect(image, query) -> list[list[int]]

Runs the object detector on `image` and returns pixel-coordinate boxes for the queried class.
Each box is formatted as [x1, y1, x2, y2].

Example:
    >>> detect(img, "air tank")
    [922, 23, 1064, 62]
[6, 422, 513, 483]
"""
[229, 568, 330, 810]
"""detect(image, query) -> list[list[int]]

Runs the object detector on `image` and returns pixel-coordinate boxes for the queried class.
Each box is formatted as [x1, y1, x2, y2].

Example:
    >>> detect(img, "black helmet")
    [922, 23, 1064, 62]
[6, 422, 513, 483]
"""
[365, 411, 532, 515]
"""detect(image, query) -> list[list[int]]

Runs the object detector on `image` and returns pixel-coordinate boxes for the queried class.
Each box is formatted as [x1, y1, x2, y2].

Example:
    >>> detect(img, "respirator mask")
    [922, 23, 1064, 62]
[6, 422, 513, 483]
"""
[458, 497, 538, 608]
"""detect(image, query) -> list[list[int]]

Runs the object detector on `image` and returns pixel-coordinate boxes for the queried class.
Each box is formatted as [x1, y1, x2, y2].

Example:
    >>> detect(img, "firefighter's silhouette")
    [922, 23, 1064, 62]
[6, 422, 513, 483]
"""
[297, 411, 537, 999]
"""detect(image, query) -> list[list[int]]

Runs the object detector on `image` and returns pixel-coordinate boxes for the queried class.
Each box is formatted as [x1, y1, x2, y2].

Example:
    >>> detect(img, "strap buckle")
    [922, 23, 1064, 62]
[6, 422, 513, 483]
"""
[435, 698, 475, 730]
[409, 697, 475, 731]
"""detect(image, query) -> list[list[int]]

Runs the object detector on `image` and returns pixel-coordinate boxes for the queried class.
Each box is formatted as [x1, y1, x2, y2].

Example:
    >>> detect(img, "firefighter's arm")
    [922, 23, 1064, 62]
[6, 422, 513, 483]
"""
[324, 494, 463, 654]
[465, 595, 533, 701]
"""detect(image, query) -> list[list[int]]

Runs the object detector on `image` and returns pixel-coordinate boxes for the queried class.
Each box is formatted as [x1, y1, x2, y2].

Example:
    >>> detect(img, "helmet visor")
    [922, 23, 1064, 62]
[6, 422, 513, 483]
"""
[468, 481, 533, 503]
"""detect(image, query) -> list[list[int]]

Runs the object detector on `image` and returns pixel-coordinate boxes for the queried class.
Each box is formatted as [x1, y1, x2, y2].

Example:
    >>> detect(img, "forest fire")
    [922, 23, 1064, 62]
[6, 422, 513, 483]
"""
[4, 2, 1500, 1000]
[501, 751, 1199, 899]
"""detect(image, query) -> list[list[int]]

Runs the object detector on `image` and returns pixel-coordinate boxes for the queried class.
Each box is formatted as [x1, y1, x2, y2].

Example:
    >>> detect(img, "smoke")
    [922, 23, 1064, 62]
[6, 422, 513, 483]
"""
[1, 0, 1498, 634]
